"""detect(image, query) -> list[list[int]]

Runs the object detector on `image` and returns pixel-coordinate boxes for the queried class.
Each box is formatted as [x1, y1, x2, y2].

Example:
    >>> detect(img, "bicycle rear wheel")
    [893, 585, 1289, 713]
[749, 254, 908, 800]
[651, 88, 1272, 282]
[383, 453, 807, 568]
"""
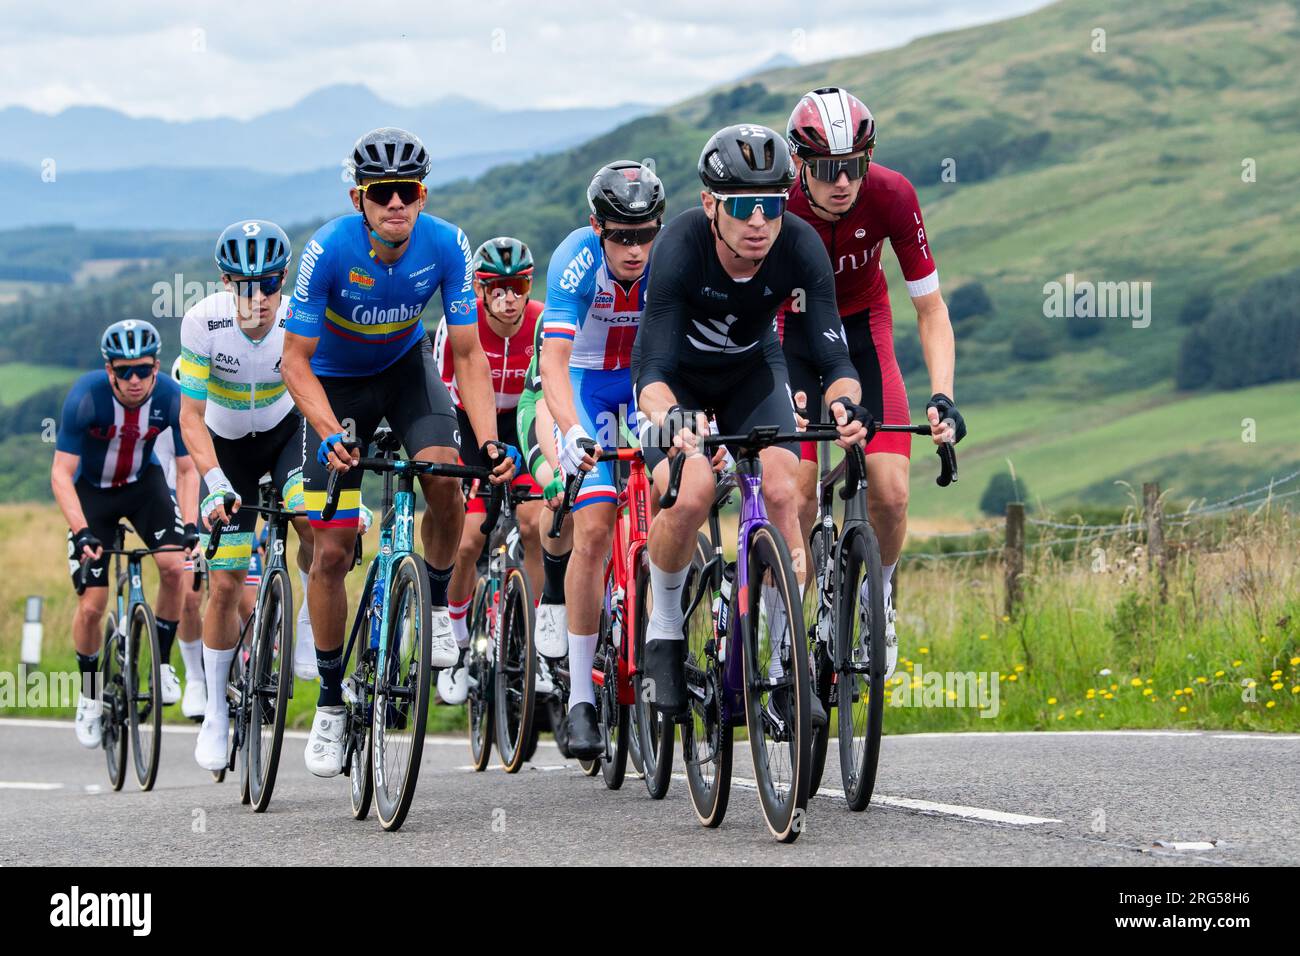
[837, 524, 886, 811]
[495, 566, 536, 773]
[598, 605, 629, 790]
[681, 533, 732, 827]
[465, 576, 494, 772]
[127, 602, 162, 792]
[101, 620, 127, 791]
[806, 523, 835, 798]
[372, 553, 433, 832]
[248, 567, 293, 812]
[742, 525, 811, 843]
[348, 649, 375, 821]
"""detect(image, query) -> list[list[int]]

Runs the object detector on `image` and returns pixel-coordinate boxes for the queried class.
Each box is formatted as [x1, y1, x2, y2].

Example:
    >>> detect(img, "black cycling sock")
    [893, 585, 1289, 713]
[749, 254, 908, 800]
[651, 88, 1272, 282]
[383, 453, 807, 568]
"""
[542, 549, 571, 604]
[316, 647, 345, 708]
[426, 563, 453, 607]
[155, 618, 178, 664]
[77, 652, 100, 700]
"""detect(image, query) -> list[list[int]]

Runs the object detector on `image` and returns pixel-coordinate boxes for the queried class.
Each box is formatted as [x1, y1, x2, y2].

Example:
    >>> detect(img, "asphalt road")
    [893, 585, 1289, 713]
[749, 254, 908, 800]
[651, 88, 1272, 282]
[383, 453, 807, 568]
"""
[2, 718, 1296, 865]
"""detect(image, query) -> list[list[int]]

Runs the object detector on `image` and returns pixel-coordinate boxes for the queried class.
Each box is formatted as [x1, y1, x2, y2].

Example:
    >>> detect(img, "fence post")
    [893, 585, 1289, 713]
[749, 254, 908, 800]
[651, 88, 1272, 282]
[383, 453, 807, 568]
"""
[1004, 503, 1024, 616]
[1143, 481, 1167, 602]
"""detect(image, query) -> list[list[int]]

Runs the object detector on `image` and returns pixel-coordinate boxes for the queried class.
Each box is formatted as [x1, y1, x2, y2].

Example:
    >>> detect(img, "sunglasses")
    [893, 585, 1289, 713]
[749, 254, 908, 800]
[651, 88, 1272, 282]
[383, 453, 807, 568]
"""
[808, 155, 869, 183]
[481, 275, 533, 299]
[111, 363, 156, 381]
[712, 192, 787, 221]
[601, 223, 661, 247]
[358, 179, 425, 206]
[229, 273, 286, 298]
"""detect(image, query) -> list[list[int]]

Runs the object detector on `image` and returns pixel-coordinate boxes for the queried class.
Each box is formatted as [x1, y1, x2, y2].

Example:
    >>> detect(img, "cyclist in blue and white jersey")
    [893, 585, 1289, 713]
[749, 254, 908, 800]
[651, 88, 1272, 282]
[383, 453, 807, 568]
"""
[281, 128, 514, 777]
[538, 160, 664, 758]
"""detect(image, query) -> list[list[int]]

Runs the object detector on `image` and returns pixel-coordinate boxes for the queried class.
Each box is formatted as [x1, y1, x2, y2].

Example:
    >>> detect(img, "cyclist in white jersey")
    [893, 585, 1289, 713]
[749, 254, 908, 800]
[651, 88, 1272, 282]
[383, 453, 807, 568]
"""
[178, 220, 314, 771]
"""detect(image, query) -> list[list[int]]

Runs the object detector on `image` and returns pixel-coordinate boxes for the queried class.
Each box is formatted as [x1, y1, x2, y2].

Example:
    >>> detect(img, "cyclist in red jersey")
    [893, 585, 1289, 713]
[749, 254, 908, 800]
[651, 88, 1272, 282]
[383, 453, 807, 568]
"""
[431, 237, 543, 703]
[782, 87, 966, 681]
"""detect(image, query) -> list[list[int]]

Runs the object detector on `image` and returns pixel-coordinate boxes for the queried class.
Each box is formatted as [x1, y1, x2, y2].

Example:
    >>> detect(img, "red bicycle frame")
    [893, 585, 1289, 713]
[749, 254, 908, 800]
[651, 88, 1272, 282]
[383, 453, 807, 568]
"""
[590, 448, 650, 707]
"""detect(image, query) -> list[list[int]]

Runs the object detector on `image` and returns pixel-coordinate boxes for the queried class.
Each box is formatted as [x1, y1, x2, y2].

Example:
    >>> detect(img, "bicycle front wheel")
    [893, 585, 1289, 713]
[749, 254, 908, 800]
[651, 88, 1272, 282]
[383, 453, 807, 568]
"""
[598, 602, 629, 790]
[495, 566, 536, 773]
[465, 576, 494, 772]
[127, 602, 162, 791]
[101, 619, 127, 791]
[249, 567, 293, 812]
[372, 554, 433, 832]
[742, 525, 811, 843]
[806, 523, 835, 799]
[837, 524, 886, 811]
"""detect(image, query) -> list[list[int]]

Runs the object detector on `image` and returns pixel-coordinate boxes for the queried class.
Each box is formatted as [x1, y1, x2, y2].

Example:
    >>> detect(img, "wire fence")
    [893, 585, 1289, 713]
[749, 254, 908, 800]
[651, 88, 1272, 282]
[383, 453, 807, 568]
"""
[905, 470, 1300, 561]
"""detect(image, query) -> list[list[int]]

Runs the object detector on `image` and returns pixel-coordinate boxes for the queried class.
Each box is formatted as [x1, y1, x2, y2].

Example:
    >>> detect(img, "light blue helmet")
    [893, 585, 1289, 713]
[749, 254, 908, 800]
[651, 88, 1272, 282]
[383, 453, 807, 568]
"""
[214, 220, 292, 276]
[101, 319, 161, 361]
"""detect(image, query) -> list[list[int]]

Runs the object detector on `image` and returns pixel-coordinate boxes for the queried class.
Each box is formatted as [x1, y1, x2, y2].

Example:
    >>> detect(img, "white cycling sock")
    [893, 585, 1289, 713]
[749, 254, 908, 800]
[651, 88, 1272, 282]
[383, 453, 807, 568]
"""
[203, 645, 236, 726]
[179, 637, 204, 683]
[882, 561, 897, 608]
[567, 632, 598, 710]
[449, 596, 471, 647]
[646, 560, 689, 642]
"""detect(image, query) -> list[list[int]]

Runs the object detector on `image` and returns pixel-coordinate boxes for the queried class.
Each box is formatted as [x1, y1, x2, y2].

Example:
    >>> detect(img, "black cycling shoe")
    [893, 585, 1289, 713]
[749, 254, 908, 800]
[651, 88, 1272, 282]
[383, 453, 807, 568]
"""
[565, 702, 602, 760]
[643, 638, 687, 718]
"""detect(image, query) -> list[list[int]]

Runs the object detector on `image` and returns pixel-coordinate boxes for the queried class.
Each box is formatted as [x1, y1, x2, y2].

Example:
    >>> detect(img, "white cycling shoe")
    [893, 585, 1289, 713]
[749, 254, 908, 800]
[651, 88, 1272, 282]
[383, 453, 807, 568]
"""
[534, 655, 555, 696]
[181, 678, 207, 719]
[859, 578, 899, 682]
[428, 607, 458, 669]
[534, 602, 568, 658]
[437, 648, 471, 705]
[159, 663, 182, 705]
[304, 706, 347, 777]
[194, 717, 229, 771]
[75, 695, 103, 748]
[294, 609, 319, 681]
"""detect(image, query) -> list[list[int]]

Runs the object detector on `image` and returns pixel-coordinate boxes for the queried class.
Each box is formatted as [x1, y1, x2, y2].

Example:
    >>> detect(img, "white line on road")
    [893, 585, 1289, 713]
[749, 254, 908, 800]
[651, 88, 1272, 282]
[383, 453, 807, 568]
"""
[0, 781, 63, 790]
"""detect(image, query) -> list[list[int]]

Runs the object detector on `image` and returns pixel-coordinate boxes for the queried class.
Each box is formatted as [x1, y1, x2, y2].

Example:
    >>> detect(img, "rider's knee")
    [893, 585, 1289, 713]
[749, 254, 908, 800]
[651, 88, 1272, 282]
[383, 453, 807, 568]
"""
[870, 480, 909, 527]
[419, 473, 461, 508]
[312, 534, 356, 578]
[208, 570, 243, 605]
[78, 589, 108, 618]
[156, 560, 184, 589]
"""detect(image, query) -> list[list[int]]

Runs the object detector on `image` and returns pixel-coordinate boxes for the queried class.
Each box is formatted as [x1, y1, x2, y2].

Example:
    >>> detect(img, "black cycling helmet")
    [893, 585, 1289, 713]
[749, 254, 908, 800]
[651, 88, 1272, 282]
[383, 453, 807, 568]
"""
[698, 124, 795, 193]
[347, 127, 431, 183]
[587, 160, 666, 225]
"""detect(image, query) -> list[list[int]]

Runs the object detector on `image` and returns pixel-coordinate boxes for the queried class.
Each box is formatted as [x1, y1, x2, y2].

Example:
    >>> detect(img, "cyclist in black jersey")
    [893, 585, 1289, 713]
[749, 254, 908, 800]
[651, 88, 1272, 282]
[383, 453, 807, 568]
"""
[631, 124, 870, 715]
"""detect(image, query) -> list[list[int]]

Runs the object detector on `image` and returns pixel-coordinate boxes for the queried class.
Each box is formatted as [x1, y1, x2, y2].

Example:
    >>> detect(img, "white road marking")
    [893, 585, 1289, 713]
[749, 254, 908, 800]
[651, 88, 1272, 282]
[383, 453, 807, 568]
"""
[1210, 734, 1300, 741]
[1153, 840, 1218, 851]
[455, 763, 571, 772]
[0, 781, 63, 790]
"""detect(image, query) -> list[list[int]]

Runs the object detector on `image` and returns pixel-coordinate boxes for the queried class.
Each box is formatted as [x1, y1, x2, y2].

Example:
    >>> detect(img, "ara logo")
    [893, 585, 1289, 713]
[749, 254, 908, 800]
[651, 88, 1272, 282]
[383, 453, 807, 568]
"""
[214, 352, 240, 367]
[348, 267, 375, 290]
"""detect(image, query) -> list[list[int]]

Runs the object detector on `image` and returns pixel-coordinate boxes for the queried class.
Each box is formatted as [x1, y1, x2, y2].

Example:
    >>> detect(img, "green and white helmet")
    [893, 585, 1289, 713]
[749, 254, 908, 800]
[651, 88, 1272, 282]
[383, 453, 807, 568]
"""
[472, 237, 534, 279]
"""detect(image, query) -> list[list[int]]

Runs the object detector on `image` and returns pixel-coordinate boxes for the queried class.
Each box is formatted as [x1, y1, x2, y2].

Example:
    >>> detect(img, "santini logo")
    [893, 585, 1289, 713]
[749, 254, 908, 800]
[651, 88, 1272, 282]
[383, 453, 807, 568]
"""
[50, 886, 152, 936]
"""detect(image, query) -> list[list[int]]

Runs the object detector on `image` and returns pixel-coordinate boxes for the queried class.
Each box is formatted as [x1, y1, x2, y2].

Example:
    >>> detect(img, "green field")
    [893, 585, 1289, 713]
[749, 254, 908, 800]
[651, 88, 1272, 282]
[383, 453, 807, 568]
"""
[0, 363, 78, 406]
[906, 380, 1300, 522]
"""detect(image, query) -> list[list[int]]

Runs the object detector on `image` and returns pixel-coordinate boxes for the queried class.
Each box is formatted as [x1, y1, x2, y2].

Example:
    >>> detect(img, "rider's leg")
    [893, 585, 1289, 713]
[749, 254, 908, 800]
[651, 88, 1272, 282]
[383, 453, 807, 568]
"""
[415, 450, 464, 604]
[757, 446, 806, 587]
[201, 569, 243, 719]
[151, 548, 186, 665]
[565, 500, 616, 709]
[448, 511, 486, 648]
[795, 456, 819, 586]
[516, 499, 544, 599]
[865, 452, 909, 602]
[646, 454, 714, 638]
[307, 524, 358, 706]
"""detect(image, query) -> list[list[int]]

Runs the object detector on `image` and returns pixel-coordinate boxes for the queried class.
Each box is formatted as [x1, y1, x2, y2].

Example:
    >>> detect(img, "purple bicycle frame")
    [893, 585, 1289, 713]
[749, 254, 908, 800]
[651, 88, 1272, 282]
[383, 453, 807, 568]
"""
[718, 457, 769, 727]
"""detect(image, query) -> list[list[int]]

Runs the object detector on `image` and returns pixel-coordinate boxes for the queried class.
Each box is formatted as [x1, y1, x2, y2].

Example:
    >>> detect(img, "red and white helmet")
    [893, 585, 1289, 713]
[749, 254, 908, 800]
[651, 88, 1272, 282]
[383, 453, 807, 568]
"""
[786, 87, 877, 157]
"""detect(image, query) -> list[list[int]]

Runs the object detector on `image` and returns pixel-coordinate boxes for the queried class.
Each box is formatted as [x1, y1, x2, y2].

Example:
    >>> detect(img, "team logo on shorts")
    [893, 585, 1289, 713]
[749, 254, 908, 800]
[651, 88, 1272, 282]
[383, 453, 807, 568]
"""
[348, 267, 376, 290]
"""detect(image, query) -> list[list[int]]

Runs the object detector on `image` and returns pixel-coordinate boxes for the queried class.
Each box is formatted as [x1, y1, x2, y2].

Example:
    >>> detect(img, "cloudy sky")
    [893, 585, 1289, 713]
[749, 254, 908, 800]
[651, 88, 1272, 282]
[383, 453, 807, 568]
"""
[0, 0, 1053, 119]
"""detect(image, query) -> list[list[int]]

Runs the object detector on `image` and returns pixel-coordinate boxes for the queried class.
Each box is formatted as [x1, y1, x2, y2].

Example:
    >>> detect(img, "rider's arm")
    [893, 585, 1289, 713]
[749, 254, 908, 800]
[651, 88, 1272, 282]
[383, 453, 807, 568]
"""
[786, 218, 861, 408]
[631, 229, 689, 428]
[51, 452, 89, 535]
[282, 331, 347, 447]
[177, 313, 223, 486]
[538, 230, 597, 439]
[174, 451, 199, 525]
[441, 227, 500, 454]
[51, 383, 90, 532]
[915, 289, 954, 400]
[539, 336, 581, 437]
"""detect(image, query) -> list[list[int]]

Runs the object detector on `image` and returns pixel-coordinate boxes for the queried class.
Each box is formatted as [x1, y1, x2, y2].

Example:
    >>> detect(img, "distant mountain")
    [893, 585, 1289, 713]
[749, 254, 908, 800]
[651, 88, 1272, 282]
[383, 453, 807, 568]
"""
[0, 83, 652, 174]
[739, 53, 801, 78]
[0, 146, 521, 231]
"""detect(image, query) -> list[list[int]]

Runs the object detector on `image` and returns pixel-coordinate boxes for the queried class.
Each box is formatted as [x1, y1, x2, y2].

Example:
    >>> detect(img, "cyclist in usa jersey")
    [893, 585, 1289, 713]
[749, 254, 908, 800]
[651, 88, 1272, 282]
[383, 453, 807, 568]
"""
[538, 160, 664, 758]
[784, 88, 966, 680]
[52, 320, 200, 748]
[281, 127, 514, 777]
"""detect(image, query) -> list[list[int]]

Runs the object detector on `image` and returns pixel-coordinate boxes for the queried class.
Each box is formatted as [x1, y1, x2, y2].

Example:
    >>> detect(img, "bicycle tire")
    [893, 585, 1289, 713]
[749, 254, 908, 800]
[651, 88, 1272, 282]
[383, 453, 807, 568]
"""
[837, 523, 886, 811]
[127, 602, 162, 792]
[806, 523, 835, 798]
[372, 553, 433, 831]
[348, 651, 374, 821]
[681, 532, 732, 827]
[249, 567, 293, 812]
[598, 598, 629, 790]
[466, 576, 494, 772]
[101, 620, 127, 791]
[742, 524, 812, 843]
[495, 566, 537, 773]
